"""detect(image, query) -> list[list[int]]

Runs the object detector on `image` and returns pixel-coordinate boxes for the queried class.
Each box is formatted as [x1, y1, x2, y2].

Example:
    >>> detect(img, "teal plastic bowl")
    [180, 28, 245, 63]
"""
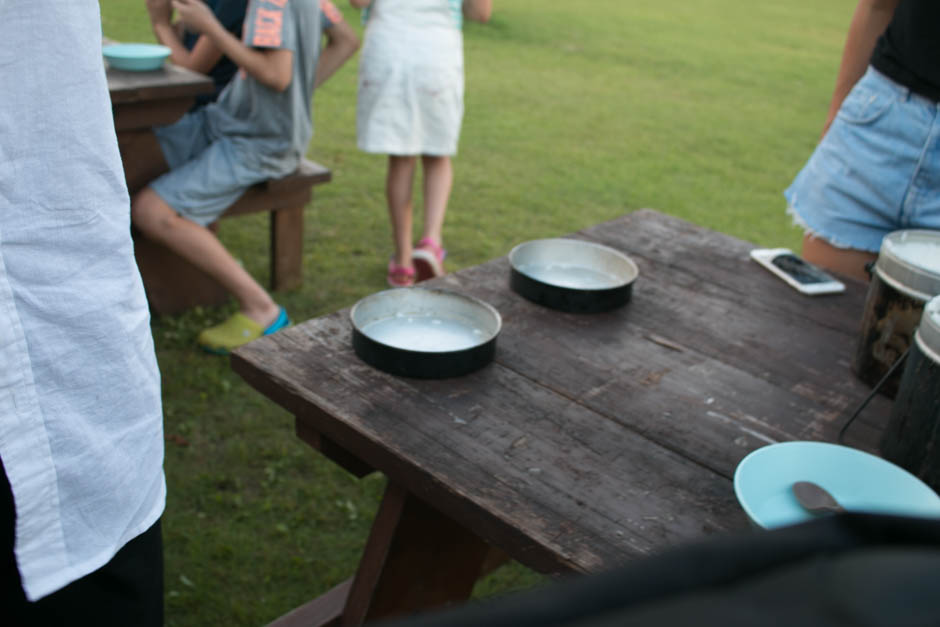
[733, 441, 940, 529]
[103, 43, 171, 71]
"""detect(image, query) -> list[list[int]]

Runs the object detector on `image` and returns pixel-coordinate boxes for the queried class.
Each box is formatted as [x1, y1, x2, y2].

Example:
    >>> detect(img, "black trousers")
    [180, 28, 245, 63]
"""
[1, 456, 164, 627]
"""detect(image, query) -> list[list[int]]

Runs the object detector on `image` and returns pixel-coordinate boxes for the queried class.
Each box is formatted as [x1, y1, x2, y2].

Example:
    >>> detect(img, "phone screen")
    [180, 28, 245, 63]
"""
[771, 254, 836, 285]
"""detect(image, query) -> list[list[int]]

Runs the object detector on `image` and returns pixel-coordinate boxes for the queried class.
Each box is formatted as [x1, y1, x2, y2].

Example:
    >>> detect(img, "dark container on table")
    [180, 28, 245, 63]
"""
[880, 294, 940, 491]
[853, 230, 940, 397]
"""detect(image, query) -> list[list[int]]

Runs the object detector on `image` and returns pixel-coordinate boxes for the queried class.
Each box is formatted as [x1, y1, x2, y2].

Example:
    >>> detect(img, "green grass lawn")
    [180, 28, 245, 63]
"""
[99, 1, 856, 624]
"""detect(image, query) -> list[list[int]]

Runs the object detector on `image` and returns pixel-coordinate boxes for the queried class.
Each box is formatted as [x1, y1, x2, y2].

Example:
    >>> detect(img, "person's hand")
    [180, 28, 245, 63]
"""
[171, 0, 218, 35]
[145, 0, 173, 26]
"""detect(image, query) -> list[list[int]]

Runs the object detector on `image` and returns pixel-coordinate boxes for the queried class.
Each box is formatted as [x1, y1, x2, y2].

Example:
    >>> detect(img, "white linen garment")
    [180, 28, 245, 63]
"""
[0, 0, 165, 601]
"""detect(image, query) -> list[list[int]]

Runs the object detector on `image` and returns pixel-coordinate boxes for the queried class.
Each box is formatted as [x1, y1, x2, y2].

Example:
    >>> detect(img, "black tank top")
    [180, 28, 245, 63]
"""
[870, 0, 940, 102]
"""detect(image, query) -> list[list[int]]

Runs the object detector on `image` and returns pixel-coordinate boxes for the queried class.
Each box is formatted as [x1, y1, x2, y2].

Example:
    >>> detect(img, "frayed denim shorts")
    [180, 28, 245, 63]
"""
[785, 66, 940, 252]
[151, 108, 295, 227]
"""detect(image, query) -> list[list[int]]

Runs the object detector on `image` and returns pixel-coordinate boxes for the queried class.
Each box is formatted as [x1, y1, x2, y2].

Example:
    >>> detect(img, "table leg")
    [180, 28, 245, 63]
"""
[341, 481, 492, 626]
[270, 204, 304, 291]
[116, 129, 168, 196]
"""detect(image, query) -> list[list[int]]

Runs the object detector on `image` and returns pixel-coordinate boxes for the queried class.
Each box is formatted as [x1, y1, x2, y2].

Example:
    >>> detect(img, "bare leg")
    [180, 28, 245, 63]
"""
[387, 155, 418, 267]
[420, 155, 453, 246]
[801, 233, 877, 283]
[131, 187, 280, 326]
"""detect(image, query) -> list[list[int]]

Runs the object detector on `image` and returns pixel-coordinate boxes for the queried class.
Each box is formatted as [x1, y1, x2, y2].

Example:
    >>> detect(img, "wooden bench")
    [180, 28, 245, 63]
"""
[134, 158, 332, 315]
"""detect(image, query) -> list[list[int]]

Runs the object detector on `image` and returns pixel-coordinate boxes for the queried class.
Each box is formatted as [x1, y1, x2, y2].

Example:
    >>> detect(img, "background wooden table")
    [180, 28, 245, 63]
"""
[106, 59, 213, 194]
[232, 209, 892, 626]
[108, 63, 213, 134]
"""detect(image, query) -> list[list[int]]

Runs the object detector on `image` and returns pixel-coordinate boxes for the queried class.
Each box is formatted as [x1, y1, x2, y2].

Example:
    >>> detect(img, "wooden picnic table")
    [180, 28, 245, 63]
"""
[231, 209, 893, 626]
[105, 54, 214, 194]
[107, 62, 214, 135]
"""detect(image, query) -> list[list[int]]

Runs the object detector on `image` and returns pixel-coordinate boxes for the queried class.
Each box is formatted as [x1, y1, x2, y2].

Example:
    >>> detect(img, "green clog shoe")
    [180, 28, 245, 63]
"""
[198, 307, 290, 355]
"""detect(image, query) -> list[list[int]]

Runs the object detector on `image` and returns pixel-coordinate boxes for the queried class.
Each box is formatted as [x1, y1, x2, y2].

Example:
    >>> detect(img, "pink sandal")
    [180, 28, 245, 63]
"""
[412, 237, 446, 282]
[387, 259, 415, 288]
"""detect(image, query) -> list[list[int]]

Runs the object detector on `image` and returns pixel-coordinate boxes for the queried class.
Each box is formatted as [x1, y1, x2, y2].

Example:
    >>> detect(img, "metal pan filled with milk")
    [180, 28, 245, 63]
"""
[350, 287, 501, 378]
[509, 238, 639, 313]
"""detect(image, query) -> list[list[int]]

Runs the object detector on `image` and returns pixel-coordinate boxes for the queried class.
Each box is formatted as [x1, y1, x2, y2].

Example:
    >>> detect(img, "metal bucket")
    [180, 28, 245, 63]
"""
[853, 230, 940, 397]
[880, 295, 940, 491]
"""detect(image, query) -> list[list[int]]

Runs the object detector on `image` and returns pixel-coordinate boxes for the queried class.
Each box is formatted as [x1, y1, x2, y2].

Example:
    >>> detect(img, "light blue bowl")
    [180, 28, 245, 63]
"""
[103, 43, 171, 72]
[734, 441, 940, 529]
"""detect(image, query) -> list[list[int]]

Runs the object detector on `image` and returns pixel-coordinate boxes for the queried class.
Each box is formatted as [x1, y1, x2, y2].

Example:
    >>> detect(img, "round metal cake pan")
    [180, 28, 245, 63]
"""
[509, 238, 639, 313]
[350, 287, 502, 379]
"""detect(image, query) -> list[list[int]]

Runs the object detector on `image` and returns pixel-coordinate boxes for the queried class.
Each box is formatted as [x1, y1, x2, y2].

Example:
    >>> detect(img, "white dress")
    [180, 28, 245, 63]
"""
[356, 0, 465, 156]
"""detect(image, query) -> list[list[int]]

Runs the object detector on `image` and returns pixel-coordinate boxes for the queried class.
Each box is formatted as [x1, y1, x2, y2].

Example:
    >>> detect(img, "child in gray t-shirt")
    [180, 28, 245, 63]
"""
[132, 0, 323, 353]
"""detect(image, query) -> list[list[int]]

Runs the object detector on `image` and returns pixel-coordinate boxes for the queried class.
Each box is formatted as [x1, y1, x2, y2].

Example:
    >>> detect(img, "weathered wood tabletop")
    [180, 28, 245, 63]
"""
[232, 209, 892, 626]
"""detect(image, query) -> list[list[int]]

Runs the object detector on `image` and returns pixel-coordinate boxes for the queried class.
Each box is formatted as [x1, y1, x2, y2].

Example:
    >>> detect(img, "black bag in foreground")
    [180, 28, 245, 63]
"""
[375, 513, 940, 627]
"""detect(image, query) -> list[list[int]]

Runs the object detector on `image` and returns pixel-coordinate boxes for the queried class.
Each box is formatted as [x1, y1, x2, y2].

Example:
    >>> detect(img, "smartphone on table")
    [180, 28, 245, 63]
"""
[750, 248, 845, 295]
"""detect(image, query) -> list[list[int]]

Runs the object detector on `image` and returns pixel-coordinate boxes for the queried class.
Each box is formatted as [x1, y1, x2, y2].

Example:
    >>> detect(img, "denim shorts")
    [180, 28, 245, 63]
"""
[151, 109, 289, 227]
[785, 67, 940, 252]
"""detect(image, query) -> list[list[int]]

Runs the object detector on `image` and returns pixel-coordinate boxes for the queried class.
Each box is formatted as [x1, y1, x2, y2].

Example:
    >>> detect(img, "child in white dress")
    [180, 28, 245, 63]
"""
[350, 0, 492, 286]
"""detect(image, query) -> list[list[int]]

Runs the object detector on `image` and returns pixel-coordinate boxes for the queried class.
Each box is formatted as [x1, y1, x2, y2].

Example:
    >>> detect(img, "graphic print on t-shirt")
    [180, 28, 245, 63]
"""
[251, 0, 288, 47]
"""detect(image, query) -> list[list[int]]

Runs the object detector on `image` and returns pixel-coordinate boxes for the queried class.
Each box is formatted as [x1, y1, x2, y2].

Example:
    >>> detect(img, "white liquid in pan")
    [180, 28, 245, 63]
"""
[362, 315, 486, 352]
[517, 263, 620, 289]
